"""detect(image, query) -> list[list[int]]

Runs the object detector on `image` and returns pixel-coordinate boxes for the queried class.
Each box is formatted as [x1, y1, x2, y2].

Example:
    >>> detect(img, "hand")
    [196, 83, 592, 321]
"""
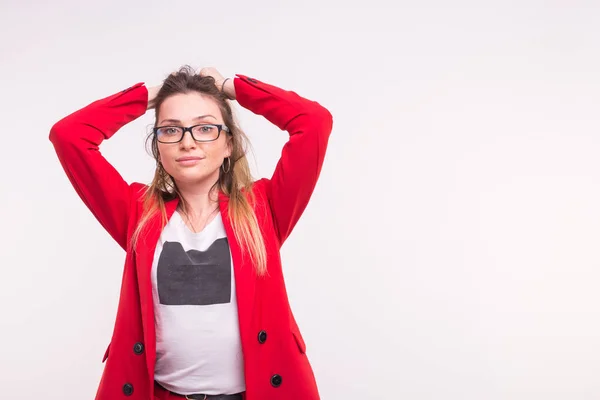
[198, 67, 236, 100]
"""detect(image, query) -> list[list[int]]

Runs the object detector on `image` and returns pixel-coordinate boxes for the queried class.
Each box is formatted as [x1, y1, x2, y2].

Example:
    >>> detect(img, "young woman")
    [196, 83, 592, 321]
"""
[49, 66, 333, 400]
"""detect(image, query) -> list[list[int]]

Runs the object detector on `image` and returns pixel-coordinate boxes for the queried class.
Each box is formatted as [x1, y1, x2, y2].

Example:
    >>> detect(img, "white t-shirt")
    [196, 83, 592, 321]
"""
[151, 210, 246, 395]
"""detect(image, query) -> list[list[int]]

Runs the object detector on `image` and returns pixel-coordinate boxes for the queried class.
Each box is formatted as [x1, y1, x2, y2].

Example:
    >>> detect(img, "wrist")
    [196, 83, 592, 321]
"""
[146, 85, 161, 110]
[222, 77, 236, 100]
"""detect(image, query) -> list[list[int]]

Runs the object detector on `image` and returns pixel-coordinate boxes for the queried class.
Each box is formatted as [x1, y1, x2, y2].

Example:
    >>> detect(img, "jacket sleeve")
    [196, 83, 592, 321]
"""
[234, 75, 333, 245]
[49, 83, 149, 250]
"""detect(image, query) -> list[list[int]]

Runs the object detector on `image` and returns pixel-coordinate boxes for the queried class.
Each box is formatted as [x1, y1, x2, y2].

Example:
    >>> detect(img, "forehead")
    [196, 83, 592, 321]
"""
[157, 92, 223, 124]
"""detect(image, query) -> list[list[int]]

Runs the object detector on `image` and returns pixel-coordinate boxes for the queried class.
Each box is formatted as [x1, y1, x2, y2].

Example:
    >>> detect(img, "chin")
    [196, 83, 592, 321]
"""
[171, 168, 219, 186]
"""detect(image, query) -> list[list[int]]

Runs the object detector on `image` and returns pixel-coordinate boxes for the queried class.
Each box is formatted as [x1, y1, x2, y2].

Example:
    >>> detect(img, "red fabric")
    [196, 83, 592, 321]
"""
[49, 75, 333, 400]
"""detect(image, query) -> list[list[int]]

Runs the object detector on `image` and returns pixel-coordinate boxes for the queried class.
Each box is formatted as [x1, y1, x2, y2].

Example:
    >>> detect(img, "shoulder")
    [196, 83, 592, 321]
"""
[249, 178, 273, 205]
[251, 178, 269, 194]
[130, 182, 149, 203]
[229, 178, 272, 216]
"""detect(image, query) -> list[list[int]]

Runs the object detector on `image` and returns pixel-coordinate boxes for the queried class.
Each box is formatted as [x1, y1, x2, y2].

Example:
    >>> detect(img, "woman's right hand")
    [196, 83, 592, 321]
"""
[197, 67, 236, 100]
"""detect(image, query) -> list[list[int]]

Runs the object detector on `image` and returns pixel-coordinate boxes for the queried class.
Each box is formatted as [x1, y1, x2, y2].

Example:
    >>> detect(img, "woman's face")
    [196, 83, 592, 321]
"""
[156, 92, 231, 187]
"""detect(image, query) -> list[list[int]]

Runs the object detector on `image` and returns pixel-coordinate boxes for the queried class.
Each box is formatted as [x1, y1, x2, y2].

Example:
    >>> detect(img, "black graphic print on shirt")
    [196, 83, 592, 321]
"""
[156, 238, 231, 306]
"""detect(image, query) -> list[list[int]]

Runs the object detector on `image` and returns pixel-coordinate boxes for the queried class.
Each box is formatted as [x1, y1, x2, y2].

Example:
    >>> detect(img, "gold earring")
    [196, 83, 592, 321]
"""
[222, 157, 231, 173]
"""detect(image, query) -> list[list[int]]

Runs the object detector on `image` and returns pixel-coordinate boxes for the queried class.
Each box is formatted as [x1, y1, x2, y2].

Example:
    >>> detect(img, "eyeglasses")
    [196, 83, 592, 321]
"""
[153, 124, 230, 143]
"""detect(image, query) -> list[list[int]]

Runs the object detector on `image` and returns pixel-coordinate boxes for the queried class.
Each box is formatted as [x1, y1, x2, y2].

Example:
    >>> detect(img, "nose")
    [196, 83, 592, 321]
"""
[179, 129, 197, 149]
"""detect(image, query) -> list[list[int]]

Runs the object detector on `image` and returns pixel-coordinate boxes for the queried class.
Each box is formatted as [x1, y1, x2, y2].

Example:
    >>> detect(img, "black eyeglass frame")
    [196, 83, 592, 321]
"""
[152, 124, 231, 143]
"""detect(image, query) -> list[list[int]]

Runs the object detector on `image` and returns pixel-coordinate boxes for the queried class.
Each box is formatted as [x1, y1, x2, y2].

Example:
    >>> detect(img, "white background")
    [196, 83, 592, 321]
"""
[1, 0, 600, 399]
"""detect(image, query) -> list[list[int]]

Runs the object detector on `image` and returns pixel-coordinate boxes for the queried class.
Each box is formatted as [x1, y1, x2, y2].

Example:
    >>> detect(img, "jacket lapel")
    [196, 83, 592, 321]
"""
[218, 192, 257, 348]
[136, 197, 179, 388]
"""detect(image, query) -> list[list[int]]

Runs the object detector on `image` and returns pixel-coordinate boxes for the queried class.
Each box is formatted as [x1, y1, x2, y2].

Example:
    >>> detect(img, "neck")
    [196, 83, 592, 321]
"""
[176, 178, 220, 217]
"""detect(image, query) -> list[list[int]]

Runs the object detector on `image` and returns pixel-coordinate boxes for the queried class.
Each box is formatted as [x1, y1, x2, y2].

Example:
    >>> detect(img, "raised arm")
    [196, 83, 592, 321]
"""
[49, 83, 150, 250]
[229, 74, 333, 245]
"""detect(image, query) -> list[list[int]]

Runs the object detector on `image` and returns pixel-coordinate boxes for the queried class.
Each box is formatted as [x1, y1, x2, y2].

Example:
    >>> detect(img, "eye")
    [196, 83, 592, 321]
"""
[200, 125, 215, 133]
[158, 127, 180, 135]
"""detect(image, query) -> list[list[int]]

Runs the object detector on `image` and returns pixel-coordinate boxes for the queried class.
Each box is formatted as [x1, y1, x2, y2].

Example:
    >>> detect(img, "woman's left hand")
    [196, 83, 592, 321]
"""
[198, 67, 236, 100]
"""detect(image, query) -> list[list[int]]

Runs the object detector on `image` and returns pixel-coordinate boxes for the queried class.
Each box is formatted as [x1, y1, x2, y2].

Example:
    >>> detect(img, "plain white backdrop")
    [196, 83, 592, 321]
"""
[2, 0, 600, 398]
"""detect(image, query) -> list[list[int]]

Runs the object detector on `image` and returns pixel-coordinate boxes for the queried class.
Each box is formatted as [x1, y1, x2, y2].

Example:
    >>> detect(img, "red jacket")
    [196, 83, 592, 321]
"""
[49, 74, 333, 400]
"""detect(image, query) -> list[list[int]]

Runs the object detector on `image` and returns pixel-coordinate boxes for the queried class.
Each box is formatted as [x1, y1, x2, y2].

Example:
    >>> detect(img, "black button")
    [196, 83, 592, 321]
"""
[271, 374, 282, 387]
[258, 330, 267, 344]
[133, 342, 144, 355]
[123, 383, 134, 396]
[247, 77, 258, 83]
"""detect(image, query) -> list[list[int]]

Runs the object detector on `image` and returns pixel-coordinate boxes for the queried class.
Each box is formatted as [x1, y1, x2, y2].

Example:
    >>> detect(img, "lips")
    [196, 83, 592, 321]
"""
[176, 156, 204, 162]
[176, 156, 205, 167]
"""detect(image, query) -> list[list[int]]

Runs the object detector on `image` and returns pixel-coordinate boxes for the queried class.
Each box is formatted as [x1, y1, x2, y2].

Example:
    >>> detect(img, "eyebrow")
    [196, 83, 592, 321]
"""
[159, 115, 217, 125]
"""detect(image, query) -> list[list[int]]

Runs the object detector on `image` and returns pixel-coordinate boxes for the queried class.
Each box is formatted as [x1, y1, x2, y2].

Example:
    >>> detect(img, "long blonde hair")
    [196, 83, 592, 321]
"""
[130, 66, 267, 275]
